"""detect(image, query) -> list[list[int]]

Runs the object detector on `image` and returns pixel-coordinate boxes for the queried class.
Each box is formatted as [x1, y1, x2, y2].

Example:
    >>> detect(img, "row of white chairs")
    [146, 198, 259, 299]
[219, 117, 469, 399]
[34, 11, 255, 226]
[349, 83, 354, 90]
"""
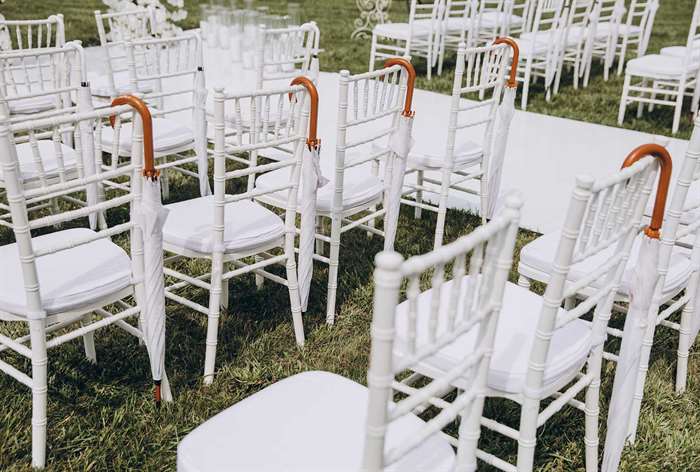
[370, 0, 660, 109]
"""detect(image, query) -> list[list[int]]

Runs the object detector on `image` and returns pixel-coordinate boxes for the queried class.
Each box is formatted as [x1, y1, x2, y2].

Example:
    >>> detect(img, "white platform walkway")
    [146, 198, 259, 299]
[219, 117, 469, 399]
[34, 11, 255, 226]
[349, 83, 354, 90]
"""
[85, 46, 690, 234]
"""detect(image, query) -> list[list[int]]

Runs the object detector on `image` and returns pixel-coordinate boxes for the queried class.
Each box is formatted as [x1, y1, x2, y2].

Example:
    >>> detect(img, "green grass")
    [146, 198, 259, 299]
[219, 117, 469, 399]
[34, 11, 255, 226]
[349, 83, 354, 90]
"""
[1, 1, 700, 471]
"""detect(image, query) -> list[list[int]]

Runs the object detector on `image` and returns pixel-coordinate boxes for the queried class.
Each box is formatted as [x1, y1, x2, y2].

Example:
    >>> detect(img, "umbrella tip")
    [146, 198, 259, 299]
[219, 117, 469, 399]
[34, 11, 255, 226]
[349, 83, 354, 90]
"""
[154, 381, 162, 407]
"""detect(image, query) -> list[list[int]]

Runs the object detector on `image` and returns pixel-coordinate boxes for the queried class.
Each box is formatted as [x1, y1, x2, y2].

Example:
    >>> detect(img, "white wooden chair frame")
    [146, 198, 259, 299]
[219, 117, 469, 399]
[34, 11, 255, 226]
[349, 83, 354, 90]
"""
[255, 22, 320, 90]
[369, 0, 446, 80]
[613, 0, 659, 77]
[0, 15, 65, 52]
[618, 1, 700, 135]
[162, 82, 313, 384]
[0, 100, 156, 469]
[105, 33, 209, 199]
[365, 199, 521, 470]
[93, 7, 157, 99]
[404, 41, 511, 249]
[257, 63, 411, 324]
[552, 0, 600, 92]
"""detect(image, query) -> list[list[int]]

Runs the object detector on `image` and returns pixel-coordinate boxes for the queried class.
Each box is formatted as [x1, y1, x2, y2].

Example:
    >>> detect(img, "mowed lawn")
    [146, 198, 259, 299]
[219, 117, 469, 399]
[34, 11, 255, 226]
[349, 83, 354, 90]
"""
[1, 1, 700, 471]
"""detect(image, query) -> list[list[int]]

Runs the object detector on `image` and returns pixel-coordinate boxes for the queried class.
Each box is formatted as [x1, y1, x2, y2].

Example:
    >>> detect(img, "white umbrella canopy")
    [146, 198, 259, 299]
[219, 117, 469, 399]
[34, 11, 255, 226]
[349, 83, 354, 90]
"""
[383, 113, 414, 251]
[486, 84, 516, 219]
[602, 236, 659, 472]
[298, 143, 328, 312]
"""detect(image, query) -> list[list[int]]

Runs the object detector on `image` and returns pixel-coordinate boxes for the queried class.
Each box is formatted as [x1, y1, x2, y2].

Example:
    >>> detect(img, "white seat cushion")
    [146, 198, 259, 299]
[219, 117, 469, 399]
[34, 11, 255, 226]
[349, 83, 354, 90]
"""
[88, 70, 155, 98]
[512, 36, 551, 57]
[520, 29, 578, 49]
[0, 140, 79, 182]
[479, 11, 524, 28]
[626, 54, 697, 80]
[595, 22, 642, 37]
[255, 164, 384, 213]
[0, 228, 132, 316]
[101, 117, 195, 156]
[518, 231, 692, 300]
[407, 139, 483, 169]
[660, 45, 700, 61]
[394, 279, 592, 395]
[162, 196, 285, 255]
[177, 371, 456, 472]
[373, 22, 432, 40]
[8, 94, 58, 115]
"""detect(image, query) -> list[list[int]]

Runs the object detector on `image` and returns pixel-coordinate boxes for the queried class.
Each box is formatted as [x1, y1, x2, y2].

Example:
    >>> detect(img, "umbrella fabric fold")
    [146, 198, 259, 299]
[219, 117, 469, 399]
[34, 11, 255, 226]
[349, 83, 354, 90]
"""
[139, 176, 172, 403]
[298, 144, 328, 312]
[486, 85, 516, 219]
[383, 113, 414, 251]
[602, 236, 660, 472]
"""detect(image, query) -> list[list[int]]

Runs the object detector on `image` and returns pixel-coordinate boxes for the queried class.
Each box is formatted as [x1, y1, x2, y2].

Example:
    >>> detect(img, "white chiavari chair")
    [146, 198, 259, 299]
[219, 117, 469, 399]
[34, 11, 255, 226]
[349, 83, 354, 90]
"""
[255, 61, 415, 324]
[0, 14, 65, 53]
[0, 96, 159, 469]
[161, 79, 316, 384]
[612, 0, 660, 76]
[176, 199, 521, 472]
[100, 33, 209, 198]
[512, 0, 567, 109]
[398, 146, 667, 471]
[0, 41, 85, 121]
[256, 21, 320, 90]
[369, 0, 446, 80]
[618, 0, 700, 134]
[92, 7, 157, 98]
[586, 0, 624, 83]
[436, 0, 474, 75]
[404, 40, 514, 250]
[551, 0, 600, 92]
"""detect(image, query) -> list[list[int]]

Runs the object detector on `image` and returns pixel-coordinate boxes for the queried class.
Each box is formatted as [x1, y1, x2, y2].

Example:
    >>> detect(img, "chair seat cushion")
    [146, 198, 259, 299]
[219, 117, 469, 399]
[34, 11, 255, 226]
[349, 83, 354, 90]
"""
[479, 11, 524, 28]
[8, 94, 58, 115]
[163, 196, 285, 255]
[0, 140, 79, 182]
[659, 45, 700, 61]
[373, 22, 432, 40]
[0, 228, 132, 316]
[88, 70, 155, 98]
[626, 54, 697, 79]
[394, 279, 592, 395]
[518, 231, 692, 300]
[512, 35, 551, 57]
[407, 139, 483, 169]
[177, 371, 456, 472]
[101, 117, 195, 156]
[595, 22, 642, 37]
[255, 164, 384, 213]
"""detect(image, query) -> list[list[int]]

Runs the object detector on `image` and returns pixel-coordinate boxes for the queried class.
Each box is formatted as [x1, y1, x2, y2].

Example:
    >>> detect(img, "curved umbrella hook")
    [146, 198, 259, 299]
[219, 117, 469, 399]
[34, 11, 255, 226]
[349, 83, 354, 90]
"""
[494, 36, 520, 89]
[109, 95, 158, 180]
[621, 143, 673, 239]
[289, 76, 320, 150]
[383, 57, 417, 117]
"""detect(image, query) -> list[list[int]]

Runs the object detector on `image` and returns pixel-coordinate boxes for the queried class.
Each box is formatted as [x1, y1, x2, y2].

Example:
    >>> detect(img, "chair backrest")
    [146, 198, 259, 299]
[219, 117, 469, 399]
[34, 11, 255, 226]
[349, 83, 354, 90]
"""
[523, 0, 565, 35]
[0, 15, 65, 52]
[408, 0, 447, 53]
[0, 99, 153, 318]
[0, 42, 85, 122]
[445, 41, 511, 171]
[524, 147, 669, 394]
[94, 8, 157, 97]
[362, 198, 521, 471]
[624, 0, 659, 55]
[211, 79, 316, 255]
[567, 0, 597, 28]
[124, 33, 205, 122]
[334, 63, 411, 206]
[255, 22, 320, 89]
[596, 0, 624, 25]
[680, 0, 700, 69]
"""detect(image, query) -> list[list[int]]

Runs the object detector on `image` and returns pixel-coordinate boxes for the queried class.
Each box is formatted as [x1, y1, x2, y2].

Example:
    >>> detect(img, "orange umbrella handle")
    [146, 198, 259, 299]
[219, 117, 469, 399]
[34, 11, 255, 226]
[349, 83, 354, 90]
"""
[494, 36, 519, 89]
[110, 95, 158, 180]
[621, 143, 673, 239]
[289, 76, 320, 150]
[384, 57, 416, 117]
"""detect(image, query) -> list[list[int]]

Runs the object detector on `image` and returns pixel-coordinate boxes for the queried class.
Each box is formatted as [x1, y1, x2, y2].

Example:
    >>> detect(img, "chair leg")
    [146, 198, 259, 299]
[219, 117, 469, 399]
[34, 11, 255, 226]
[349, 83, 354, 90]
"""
[584, 351, 602, 472]
[692, 77, 700, 114]
[315, 216, 324, 255]
[676, 299, 694, 394]
[636, 79, 647, 119]
[672, 85, 685, 135]
[521, 68, 532, 110]
[517, 274, 531, 290]
[325, 214, 342, 325]
[203, 258, 224, 385]
[618, 74, 631, 126]
[617, 37, 629, 76]
[369, 34, 378, 72]
[160, 168, 170, 201]
[81, 319, 97, 364]
[284, 247, 305, 346]
[433, 174, 450, 250]
[30, 319, 48, 469]
[516, 396, 539, 472]
[253, 256, 264, 290]
[414, 170, 424, 220]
